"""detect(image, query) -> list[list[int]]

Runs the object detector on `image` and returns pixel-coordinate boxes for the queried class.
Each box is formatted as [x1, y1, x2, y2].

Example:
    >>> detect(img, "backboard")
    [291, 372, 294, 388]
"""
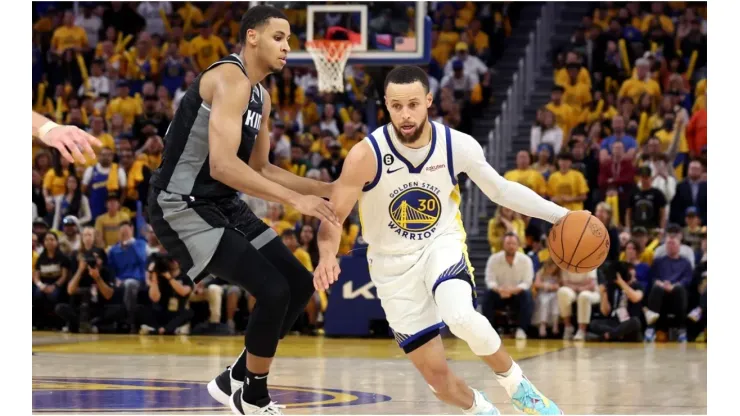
[258, 1, 432, 66]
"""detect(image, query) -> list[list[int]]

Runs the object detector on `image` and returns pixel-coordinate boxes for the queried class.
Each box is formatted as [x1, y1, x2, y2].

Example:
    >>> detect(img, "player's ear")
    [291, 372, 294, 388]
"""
[426, 92, 433, 108]
[246, 28, 259, 46]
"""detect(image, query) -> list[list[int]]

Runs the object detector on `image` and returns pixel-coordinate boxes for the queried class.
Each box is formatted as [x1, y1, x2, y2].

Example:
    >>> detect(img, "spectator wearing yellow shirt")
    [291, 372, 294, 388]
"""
[51, 11, 89, 54]
[86, 116, 115, 165]
[43, 152, 73, 202]
[339, 219, 360, 256]
[106, 81, 142, 127]
[618, 59, 661, 105]
[438, 18, 461, 52]
[94, 196, 130, 249]
[547, 152, 589, 211]
[271, 67, 305, 124]
[177, 2, 205, 34]
[554, 51, 591, 89]
[189, 22, 229, 72]
[620, 227, 656, 266]
[213, 9, 240, 43]
[126, 32, 160, 82]
[262, 203, 294, 236]
[641, 3, 675, 35]
[504, 150, 548, 197]
[161, 26, 192, 58]
[488, 207, 526, 253]
[466, 19, 490, 58]
[558, 63, 592, 113]
[431, 30, 452, 67]
[337, 122, 364, 153]
[546, 86, 578, 138]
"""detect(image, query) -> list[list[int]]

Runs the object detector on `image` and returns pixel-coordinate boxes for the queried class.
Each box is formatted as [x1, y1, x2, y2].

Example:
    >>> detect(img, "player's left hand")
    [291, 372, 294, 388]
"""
[40, 124, 102, 164]
[314, 256, 341, 291]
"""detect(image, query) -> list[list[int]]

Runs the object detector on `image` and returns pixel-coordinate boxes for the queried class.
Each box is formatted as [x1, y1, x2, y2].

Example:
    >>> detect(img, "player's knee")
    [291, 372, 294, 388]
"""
[256, 278, 291, 314]
[443, 308, 501, 356]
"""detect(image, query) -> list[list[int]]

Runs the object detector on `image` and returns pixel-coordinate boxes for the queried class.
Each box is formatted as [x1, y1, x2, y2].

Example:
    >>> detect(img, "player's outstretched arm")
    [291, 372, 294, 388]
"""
[32, 111, 101, 164]
[204, 66, 339, 226]
[458, 134, 572, 223]
[314, 142, 376, 291]
[249, 92, 333, 198]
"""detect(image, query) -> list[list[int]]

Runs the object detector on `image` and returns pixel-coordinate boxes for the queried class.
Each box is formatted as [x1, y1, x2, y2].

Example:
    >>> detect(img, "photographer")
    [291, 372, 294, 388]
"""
[55, 249, 125, 333]
[588, 263, 644, 341]
[136, 254, 194, 335]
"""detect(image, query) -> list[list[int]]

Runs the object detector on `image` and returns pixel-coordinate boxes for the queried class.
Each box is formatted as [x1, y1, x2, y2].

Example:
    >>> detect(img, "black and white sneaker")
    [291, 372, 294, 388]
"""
[207, 366, 244, 406]
[229, 387, 285, 415]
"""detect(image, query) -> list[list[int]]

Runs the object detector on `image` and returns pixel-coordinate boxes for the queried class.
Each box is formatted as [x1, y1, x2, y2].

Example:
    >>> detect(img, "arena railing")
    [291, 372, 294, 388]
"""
[463, 2, 556, 236]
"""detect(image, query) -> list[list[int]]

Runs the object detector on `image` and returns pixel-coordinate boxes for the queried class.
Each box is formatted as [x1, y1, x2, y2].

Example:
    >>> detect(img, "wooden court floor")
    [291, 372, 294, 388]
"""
[32, 332, 707, 414]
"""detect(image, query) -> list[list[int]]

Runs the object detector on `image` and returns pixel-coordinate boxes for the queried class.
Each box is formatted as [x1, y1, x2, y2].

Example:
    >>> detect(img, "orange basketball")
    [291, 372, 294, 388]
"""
[548, 211, 610, 273]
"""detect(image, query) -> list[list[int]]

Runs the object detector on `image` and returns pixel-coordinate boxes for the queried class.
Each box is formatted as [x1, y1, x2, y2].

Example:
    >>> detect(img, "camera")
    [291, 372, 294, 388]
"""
[150, 253, 172, 274]
[602, 261, 630, 284]
[84, 252, 98, 269]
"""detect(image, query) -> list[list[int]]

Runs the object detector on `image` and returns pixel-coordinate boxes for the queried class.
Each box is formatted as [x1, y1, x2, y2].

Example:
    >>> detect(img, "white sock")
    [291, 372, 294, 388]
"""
[463, 389, 489, 414]
[495, 361, 523, 398]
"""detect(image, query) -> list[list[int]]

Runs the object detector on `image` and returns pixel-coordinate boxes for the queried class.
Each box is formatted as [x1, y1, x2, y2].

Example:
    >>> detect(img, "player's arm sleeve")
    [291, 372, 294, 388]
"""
[455, 134, 569, 224]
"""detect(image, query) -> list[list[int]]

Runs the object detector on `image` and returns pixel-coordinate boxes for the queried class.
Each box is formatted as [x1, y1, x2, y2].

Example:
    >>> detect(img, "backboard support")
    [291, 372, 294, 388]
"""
[260, 1, 431, 66]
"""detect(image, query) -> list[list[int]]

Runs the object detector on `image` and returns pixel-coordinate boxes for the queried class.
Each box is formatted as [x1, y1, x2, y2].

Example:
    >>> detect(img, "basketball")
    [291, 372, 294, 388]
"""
[548, 211, 610, 273]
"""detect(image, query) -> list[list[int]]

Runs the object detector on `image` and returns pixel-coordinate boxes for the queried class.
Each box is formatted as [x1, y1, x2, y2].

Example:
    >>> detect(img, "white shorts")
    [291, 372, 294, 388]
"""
[366, 232, 475, 349]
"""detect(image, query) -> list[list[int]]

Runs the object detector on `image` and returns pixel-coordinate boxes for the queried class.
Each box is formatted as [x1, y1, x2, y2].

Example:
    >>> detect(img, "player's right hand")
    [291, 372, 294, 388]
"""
[295, 195, 341, 226]
[40, 125, 102, 164]
[314, 256, 341, 291]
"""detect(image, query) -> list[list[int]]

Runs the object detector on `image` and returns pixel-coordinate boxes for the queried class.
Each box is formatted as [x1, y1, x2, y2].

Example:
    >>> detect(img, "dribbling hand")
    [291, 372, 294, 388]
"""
[313, 256, 341, 291]
[295, 195, 341, 227]
[40, 125, 102, 164]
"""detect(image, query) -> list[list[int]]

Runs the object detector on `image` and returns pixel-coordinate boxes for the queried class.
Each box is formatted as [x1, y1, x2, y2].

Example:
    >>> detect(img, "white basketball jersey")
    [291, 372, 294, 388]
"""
[358, 121, 465, 256]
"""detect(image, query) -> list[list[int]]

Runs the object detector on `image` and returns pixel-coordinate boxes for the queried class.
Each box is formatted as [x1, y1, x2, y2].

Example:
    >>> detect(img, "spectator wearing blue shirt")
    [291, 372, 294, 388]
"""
[108, 221, 148, 331]
[600, 115, 638, 161]
[624, 240, 651, 291]
[643, 231, 693, 343]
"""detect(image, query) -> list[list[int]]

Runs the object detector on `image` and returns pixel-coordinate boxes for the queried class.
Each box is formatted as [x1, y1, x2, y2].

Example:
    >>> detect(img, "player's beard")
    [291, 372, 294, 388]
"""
[392, 115, 428, 144]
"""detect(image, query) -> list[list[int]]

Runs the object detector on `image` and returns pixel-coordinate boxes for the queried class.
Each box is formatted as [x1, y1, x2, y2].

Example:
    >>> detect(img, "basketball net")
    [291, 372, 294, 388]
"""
[306, 40, 354, 93]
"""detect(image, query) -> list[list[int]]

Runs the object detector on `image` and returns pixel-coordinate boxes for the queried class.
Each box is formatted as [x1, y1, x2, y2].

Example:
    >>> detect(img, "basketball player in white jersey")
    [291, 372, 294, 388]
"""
[314, 66, 575, 415]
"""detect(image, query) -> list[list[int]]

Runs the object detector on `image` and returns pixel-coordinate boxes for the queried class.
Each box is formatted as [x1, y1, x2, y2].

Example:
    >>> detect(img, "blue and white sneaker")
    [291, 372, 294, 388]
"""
[511, 377, 563, 415]
[677, 329, 687, 343]
[465, 389, 500, 415]
[644, 328, 656, 343]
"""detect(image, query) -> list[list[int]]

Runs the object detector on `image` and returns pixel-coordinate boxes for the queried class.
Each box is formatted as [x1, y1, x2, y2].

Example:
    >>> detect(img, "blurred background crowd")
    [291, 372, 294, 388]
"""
[31, 2, 706, 344]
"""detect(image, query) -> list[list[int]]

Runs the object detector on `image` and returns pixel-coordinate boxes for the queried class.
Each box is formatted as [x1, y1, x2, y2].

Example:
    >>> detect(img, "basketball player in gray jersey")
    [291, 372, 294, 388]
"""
[148, 6, 339, 415]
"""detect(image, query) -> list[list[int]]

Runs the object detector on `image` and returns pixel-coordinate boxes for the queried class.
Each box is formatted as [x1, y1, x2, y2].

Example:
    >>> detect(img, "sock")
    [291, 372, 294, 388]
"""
[242, 370, 270, 405]
[230, 349, 247, 381]
[495, 361, 523, 398]
[463, 389, 489, 414]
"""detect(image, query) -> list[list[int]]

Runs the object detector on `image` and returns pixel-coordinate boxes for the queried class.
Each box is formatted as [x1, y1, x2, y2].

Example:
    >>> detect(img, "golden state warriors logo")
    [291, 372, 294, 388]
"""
[388, 182, 442, 241]
[32, 377, 391, 412]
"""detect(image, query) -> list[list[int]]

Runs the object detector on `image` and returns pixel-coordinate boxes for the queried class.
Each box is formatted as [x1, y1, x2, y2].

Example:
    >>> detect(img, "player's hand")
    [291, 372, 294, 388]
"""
[663, 281, 674, 292]
[40, 125, 102, 164]
[314, 256, 341, 291]
[294, 195, 341, 227]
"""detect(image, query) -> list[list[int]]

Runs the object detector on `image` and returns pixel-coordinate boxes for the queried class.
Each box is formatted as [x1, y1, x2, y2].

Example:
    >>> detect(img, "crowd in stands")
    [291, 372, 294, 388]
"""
[31, 2, 501, 336]
[484, 1, 707, 343]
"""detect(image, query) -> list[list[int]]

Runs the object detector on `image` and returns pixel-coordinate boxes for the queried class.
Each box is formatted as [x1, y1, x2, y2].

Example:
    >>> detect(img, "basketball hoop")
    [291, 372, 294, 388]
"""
[306, 40, 355, 93]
